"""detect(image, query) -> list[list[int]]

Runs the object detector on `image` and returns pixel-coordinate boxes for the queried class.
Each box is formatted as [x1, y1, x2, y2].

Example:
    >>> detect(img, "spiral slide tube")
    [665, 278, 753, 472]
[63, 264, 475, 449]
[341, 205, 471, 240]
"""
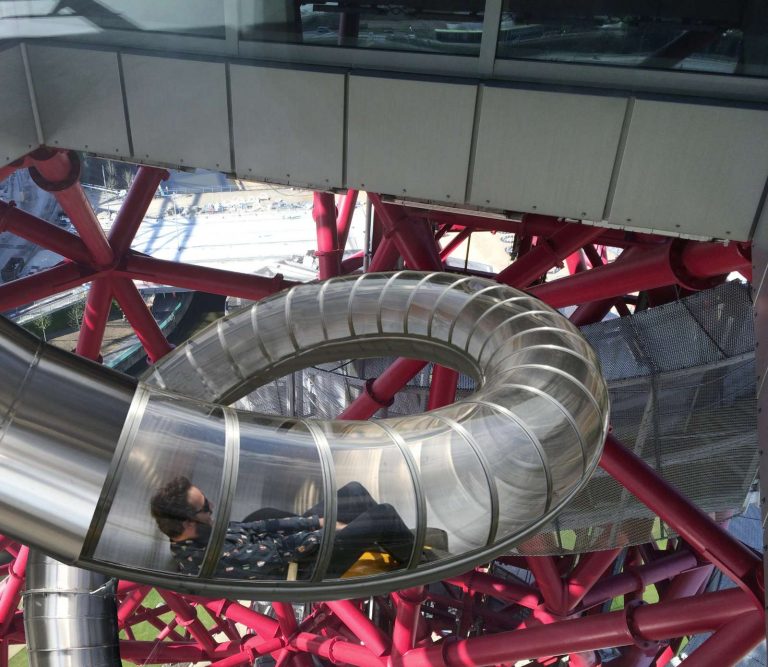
[0, 272, 608, 601]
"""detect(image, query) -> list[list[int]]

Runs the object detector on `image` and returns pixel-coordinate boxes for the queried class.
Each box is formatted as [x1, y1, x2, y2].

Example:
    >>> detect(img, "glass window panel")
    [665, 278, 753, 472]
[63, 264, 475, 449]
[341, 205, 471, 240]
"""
[319, 421, 417, 579]
[239, 1, 485, 56]
[215, 416, 324, 581]
[389, 413, 492, 561]
[93, 393, 226, 576]
[496, 1, 768, 78]
[2, 1, 225, 41]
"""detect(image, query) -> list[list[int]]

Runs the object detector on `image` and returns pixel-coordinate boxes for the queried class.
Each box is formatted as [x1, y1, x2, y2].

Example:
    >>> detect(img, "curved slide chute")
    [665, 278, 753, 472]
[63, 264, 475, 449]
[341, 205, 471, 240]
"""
[0, 272, 608, 600]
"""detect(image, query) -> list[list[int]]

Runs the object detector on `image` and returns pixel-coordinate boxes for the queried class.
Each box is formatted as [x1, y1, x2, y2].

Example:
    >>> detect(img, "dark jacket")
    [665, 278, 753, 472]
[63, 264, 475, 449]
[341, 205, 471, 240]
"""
[171, 515, 322, 579]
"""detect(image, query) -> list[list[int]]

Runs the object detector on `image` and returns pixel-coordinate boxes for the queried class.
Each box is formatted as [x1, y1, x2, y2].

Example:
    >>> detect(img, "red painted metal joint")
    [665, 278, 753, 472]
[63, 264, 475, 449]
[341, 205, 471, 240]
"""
[28, 150, 81, 191]
[364, 377, 396, 409]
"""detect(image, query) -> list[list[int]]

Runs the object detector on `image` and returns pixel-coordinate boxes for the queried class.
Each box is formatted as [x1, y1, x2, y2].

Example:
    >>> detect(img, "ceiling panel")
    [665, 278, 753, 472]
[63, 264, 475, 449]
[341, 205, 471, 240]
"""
[0, 46, 37, 165]
[122, 54, 231, 171]
[230, 64, 344, 189]
[609, 100, 768, 241]
[28, 45, 129, 158]
[346, 75, 476, 202]
[469, 87, 627, 220]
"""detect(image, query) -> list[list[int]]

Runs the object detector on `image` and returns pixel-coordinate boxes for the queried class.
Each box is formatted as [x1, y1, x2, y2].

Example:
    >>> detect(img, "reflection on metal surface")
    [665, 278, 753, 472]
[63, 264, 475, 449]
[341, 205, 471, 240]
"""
[0, 272, 608, 600]
[23, 551, 120, 667]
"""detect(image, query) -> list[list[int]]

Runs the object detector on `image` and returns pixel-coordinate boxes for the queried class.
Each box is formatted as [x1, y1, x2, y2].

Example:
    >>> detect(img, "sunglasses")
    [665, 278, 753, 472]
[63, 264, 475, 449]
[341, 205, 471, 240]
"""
[195, 496, 212, 516]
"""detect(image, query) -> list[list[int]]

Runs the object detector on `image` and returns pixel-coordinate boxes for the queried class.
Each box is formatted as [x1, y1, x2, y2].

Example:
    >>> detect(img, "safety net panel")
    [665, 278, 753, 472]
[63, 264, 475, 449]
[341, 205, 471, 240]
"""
[236, 280, 756, 555]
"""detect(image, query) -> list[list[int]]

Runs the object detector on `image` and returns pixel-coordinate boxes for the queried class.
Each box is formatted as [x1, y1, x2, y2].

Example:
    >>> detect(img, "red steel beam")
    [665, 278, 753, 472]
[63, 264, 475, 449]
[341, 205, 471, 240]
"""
[289, 632, 384, 667]
[426, 365, 458, 410]
[369, 195, 442, 271]
[564, 548, 622, 613]
[0, 201, 92, 265]
[531, 240, 751, 308]
[680, 611, 765, 667]
[0, 262, 97, 311]
[110, 277, 173, 363]
[120, 253, 293, 300]
[158, 590, 217, 654]
[0, 156, 32, 183]
[446, 571, 541, 610]
[336, 189, 358, 251]
[497, 224, 603, 288]
[339, 359, 428, 420]
[600, 434, 762, 607]
[401, 589, 755, 667]
[75, 277, 113, 360]
[29, 150, 113, 268]
[392, 587, 427, 655]
[368, 236, 400, 272]
[313, 192, 342, 280]
[109, 166, 169, 256]
[325, 600, 389, 657]
[580, 549, 699, 610]
[526, 556, 566, 613]
[439, 228, 472, 261]
[415, 211, 663, 249]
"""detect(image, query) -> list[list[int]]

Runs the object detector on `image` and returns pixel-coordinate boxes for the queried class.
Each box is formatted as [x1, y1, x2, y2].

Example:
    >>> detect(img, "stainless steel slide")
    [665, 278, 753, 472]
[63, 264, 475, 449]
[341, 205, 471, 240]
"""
[0, 272, 608, 600]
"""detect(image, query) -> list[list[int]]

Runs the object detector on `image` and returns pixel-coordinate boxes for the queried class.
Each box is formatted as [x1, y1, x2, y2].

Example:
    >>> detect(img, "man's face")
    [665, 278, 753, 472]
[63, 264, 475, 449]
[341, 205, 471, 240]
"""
[186, 485, 213, 527]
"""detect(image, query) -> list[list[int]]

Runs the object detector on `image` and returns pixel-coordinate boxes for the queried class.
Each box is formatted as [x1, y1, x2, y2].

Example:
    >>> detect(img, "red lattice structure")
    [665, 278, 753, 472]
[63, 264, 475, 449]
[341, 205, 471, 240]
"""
[0, 148, 762, 667]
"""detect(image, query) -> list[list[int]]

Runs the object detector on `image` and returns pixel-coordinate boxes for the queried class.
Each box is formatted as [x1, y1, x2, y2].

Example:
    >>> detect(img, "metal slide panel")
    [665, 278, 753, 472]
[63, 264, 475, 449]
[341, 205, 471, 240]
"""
[230, 64, 344, 189]
[27, 45, 130, 159]
[346, 75, 476, 203]
[122, 54, 231, 172]
[609, 100, 768, 241]
[0, 45, 37, 166]
[469, 86, 627, 221]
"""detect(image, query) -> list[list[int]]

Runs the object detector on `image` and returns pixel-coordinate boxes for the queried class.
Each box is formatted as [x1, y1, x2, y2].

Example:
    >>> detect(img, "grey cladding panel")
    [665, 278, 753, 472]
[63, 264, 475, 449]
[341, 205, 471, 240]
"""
[27, 45, 129, 158]
[0, 46, 37, 164]
[609, 100, 768, 241]
[230, 65, 344, 189]
[469, 87, 627, 220]
[346, 76, 476, 202]
[123, 55, 231, 171]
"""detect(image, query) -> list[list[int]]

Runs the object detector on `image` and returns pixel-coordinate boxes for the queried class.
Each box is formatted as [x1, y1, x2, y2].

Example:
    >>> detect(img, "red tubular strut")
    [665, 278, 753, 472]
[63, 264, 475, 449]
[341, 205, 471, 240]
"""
[0, 262, 97, 312]
[426, 365, 459, 410]
[110, 277, 173, 363]
[580, 549, 699, 609]
[439, 228, 471, 261]
[76, 277, 113, 360]
[392, 587, 427, 655]
[401, 589, 755, 667]
[290, 632, 385, 667]
[120, 253, 293, 300]
[29, 150, 114, 268]
[678, 611, 765, 667]
[368, 236, 400, 272]
[336, 189, 359, 251]
[369, 195, 443, 271]
[339, 359, 428, 420]
[600, 435, 762, 607]
[564, 548, 623, 613]
[109, 167, 169, 256]
[326, 600, 389, 657]
[531, 240, 751, 308]
[0, 201, 92, 264]
[497, 223, 603, 288]
[313, 192, 342, 280]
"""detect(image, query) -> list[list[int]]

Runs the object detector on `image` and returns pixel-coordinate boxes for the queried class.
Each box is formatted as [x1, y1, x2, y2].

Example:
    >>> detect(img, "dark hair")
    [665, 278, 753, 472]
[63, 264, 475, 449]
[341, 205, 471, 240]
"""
[150, 475, 194, 539]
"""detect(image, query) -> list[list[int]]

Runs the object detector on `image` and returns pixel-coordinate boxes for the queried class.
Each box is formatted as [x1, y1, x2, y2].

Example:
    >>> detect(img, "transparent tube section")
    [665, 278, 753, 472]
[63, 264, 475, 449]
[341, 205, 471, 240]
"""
[124, 272, 610, 598]
[0, 272, 609, 600]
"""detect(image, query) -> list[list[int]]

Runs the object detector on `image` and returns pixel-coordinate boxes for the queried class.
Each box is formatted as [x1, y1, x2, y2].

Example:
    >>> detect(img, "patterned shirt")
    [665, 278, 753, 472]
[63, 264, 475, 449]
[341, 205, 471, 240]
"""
[171, 515, 323, 580]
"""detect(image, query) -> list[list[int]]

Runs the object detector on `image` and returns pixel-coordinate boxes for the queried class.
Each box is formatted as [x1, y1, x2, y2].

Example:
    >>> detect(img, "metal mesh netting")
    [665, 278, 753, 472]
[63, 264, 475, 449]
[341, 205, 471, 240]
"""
[236, 281, 756, 555]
